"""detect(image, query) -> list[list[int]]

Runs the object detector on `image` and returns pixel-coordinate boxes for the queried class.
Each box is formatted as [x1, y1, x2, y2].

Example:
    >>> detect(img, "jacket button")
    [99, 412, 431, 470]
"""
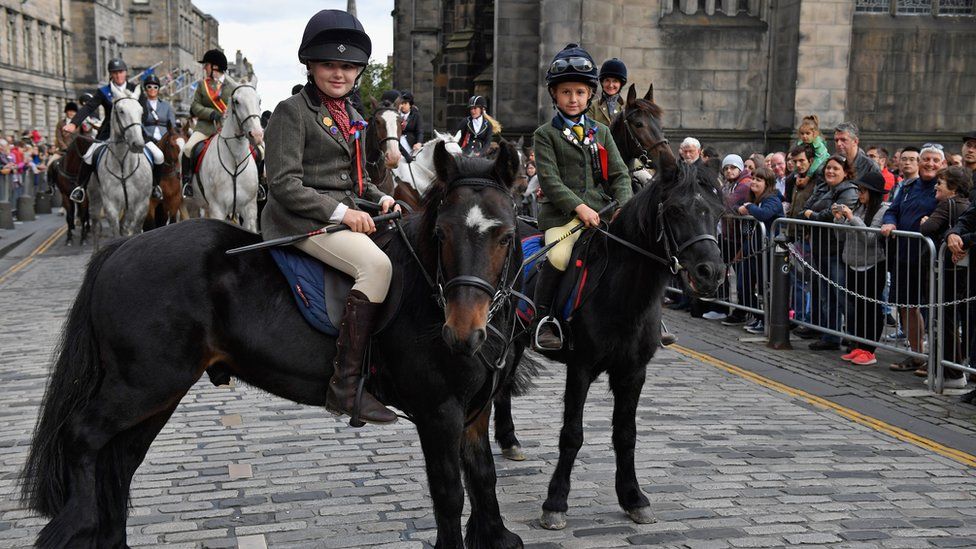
[340, 173, 348, 181]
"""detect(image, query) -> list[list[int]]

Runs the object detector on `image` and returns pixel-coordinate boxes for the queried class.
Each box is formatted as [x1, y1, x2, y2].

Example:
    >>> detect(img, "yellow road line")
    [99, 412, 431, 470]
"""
[0, 226, 67, 286]
[671, 344, 976, 468]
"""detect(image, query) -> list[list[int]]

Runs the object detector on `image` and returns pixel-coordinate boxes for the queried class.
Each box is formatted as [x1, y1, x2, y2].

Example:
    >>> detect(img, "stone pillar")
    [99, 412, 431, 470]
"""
[493, 0, 540, 137]
[793, 0, 854, 130]
[537, 0, 583, 123]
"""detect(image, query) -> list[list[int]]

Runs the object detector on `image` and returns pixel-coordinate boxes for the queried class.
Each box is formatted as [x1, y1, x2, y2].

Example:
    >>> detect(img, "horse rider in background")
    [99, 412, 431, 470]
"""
[398, 90, 423, 159]
[455, 95, 493, 157]
[181, 49, 235, 198]
[141, 73, 178, 200]
[62, 58, 165, 203]
[589, 58, 627, 128]
[77, 92, 101, 138]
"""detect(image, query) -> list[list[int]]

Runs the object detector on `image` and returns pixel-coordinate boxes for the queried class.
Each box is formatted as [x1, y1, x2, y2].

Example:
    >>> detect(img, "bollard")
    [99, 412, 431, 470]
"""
[0, 201, 12, 230]
[34, 192, 52, 214]
[767, 234, 792, 350]
[16, 195, 36, 222]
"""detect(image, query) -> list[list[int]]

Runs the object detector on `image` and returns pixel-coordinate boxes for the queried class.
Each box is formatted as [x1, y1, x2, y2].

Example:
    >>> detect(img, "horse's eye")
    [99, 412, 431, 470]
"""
[633, 121, 644, 128]
[499, 234, 513, 247]
[434, 227, 446, 240]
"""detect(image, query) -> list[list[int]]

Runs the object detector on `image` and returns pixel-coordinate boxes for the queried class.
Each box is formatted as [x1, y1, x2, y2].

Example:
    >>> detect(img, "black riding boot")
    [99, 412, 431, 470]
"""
[328, 290, 397, 427]
[151, 163, 163, 200]
[181, 155, 194, 198]
[70, 161, 94, 203]
[532, 262, 563, 350]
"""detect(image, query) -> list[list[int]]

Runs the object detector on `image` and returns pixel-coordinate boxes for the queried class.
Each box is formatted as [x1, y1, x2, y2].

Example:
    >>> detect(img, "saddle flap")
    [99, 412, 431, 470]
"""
[192, 137, 215, 175]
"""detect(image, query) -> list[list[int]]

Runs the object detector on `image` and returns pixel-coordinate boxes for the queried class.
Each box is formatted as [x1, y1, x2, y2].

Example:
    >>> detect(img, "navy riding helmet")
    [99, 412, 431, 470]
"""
[545, 44, 599, 90]
[599, 58, 628, 85]
[298, 9, 372, 66]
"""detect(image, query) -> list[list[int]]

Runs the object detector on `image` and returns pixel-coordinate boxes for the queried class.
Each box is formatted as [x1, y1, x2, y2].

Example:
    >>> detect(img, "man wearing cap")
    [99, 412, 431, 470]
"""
[182, 49, 235, 197]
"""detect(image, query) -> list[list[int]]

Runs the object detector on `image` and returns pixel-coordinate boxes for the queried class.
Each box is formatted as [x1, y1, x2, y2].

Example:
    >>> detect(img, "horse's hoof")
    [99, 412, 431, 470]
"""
[539, 511, 566, 530]
[626, 506, 656, 524]
[501, 445, 526, 461]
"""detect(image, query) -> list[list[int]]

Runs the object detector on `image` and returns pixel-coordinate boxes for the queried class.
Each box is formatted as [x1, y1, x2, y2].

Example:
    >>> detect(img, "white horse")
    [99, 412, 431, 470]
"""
[184, 77, 264, 231]
[89, 88, 153, 248]
[392, 130, 462, 197]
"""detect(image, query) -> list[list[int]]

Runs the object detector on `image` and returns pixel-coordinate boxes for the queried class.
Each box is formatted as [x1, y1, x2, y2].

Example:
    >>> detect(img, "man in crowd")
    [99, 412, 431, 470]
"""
[679, 137, 702, 166]
[890, 146, 920, 202]
[769, 152, 787, 198]
[834, 122, 879, 179]
[867, 146, 896, 198]
[962, 132, 976, 197]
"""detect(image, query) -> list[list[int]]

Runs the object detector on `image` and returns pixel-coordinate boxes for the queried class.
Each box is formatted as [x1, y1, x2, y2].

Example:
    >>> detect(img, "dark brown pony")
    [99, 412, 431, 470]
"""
[144, 124, 186, 229]
[364, 102, 402, 196]
[47, 135, 94, 246]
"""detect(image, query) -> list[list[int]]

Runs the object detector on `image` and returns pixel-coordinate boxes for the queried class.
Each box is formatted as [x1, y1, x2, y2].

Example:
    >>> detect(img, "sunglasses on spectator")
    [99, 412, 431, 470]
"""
[922, 143, 944, 150]
[549, 57, 594, 74]
[145, 85, 159, 90]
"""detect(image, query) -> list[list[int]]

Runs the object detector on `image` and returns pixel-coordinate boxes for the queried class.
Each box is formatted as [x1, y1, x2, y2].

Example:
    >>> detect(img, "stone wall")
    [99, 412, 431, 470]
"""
[849, 13, 976, 142]
[392, 0, 440, 133]
[492, 0, 540, 136]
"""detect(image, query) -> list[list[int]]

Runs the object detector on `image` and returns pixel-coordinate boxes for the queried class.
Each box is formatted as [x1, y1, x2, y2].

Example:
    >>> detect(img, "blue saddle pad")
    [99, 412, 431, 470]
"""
[270, 248, 340, 336]
[516, 232, 599, 323]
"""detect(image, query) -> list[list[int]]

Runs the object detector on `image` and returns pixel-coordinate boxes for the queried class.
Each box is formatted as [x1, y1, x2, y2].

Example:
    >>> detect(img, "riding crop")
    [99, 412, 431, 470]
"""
[224, 211, 403, 255]
[521, 200, 617, 268]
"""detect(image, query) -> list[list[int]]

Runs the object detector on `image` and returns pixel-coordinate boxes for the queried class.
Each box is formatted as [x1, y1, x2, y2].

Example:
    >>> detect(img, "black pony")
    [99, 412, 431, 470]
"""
[22, 142, 526, 549]
[495, 85, 727, 529]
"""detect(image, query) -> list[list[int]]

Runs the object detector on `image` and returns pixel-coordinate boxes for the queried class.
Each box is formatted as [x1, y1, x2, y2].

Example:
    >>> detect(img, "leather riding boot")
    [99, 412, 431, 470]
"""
[151, 163, 163, 200]
[328, 289, 396, 427]
[70, 161, 94, 203]
[532, 262, 563, 350]
[181, 155, 194, 198]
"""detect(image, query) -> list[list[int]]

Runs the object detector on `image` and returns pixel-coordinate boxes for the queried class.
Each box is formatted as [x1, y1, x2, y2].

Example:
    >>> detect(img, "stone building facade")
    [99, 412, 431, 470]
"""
[124, 0, 219, 115]
[0, 0, 75, 137]
[394, 0, 976, 154]
[0, 0, 223, 138]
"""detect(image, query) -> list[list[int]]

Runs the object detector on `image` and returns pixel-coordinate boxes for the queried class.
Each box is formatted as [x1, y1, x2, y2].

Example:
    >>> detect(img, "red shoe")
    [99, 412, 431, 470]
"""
[852, 351, 877, 365]
[841, 349, 865, 362]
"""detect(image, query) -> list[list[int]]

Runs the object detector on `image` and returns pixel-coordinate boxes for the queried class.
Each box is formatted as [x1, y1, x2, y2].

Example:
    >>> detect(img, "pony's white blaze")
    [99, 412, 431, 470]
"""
[465, 205, 502, 235]
[380, 109, 401, 166]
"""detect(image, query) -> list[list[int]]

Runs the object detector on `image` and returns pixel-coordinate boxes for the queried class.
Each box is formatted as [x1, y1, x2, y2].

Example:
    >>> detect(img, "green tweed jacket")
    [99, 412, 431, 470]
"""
[190, 75, 236, 136]
[533, 115, 632, 231]
[260, 83, 385, 240]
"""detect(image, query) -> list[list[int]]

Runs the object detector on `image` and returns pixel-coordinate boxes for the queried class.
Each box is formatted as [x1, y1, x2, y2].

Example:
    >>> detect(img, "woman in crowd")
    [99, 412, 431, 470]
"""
[833, 173, 889, 366]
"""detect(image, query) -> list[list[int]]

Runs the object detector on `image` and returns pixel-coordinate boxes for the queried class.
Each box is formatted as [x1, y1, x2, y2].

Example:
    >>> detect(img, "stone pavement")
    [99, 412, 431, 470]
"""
[1, 244, 976, 548]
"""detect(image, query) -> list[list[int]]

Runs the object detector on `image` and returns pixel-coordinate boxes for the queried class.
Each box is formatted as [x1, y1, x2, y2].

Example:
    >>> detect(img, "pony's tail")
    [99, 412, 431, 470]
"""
[20, 238, 126, 517]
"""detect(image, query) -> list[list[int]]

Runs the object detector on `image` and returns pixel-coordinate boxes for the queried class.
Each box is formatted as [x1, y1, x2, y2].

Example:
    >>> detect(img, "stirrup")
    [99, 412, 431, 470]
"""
[533, 316, 564, 351]
[151, 185, 163, 200]
[69, 187, 86, 204]
[182, 183, 194, 198]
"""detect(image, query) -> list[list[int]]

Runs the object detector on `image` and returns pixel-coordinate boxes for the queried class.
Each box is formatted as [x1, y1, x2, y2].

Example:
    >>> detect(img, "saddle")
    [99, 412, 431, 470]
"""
[92, 143, 155, 173]
[270, 228, 404, 337]
[517, 229, 610, 327]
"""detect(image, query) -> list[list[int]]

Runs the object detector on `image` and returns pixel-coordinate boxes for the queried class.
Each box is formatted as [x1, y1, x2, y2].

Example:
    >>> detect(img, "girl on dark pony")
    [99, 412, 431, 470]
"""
[262, 9, 400, 425]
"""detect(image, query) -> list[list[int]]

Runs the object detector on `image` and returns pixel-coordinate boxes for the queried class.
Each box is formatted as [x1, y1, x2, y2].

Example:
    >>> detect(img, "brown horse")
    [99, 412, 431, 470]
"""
[47, 135, 94, 246]
[144, 124, 186, 230]
[364, 102, 402, 196]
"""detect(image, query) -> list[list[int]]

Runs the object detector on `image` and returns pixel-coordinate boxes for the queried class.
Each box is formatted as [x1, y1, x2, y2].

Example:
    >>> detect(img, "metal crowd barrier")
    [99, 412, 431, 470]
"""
[935, 241, 976, 392]
[667, 215, 769, 322]
[769, 217, 938, 389]
[0, 172, 14, 229]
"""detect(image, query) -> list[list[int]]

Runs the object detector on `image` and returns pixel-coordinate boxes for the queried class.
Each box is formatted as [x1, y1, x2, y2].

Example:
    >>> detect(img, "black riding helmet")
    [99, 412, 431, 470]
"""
[65, 101, 79, 114]
[107, 58, 127, 73]
[199, 49, 228, 72]
[143, 73, 161, 87]
[400, 90, 415, 104]
[298, 9, 372, 66]
[599, 58, 628, 85]
[545, 44, 598, 90]
[79, 92, 94, 104]
[467, 95, 488, 111]
[380, 90, 401, 105]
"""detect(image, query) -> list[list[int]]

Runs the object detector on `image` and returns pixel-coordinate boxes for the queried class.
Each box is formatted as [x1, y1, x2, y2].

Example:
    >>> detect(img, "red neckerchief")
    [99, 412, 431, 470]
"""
[315, 87, 352, 138]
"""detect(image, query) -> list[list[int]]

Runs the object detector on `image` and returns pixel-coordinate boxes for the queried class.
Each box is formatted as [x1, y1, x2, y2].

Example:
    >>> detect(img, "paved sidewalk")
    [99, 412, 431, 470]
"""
[664, 308, 976, 458]
[0, 207, 65, 271]
[1, 248, 975, 548]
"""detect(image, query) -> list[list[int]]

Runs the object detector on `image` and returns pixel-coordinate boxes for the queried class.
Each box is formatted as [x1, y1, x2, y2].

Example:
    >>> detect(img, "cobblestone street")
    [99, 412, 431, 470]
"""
[2, 241, 976, 548]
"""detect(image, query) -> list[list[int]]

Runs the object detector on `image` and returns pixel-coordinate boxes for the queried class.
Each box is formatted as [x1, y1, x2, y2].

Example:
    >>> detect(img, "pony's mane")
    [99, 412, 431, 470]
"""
[629, 163, 724, 237]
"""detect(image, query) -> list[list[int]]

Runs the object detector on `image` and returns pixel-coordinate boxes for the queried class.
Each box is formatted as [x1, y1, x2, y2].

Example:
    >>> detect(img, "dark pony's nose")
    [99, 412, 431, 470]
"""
[695, 263, 715, 281]
[441, 325, 486, 356]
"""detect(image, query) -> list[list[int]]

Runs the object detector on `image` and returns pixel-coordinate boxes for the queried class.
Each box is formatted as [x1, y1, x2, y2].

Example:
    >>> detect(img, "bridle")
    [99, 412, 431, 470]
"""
[226, 85, 261, 141]
[109, 96, 144, 144]
[620, 108, 669, 169]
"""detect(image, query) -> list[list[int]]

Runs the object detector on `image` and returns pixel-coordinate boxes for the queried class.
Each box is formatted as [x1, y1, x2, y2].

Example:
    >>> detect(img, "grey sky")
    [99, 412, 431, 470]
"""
[196, 0, 395, 112]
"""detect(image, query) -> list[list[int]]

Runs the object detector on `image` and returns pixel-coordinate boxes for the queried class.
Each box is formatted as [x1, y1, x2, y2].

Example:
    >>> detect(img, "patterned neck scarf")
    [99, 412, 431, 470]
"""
[314, 86, 351, 139]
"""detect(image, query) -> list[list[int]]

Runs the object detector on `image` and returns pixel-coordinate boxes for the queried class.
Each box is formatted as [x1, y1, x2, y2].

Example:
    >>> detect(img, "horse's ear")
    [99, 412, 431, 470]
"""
[516, 136, 524, 149]
[433, 140, 459, 184]
[492, 141, 520, 189]
[644, 83, 654, 103]
[626, 84, 637, 106]
[131, 86, 142, 100]
[370, 97, 378, 112]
